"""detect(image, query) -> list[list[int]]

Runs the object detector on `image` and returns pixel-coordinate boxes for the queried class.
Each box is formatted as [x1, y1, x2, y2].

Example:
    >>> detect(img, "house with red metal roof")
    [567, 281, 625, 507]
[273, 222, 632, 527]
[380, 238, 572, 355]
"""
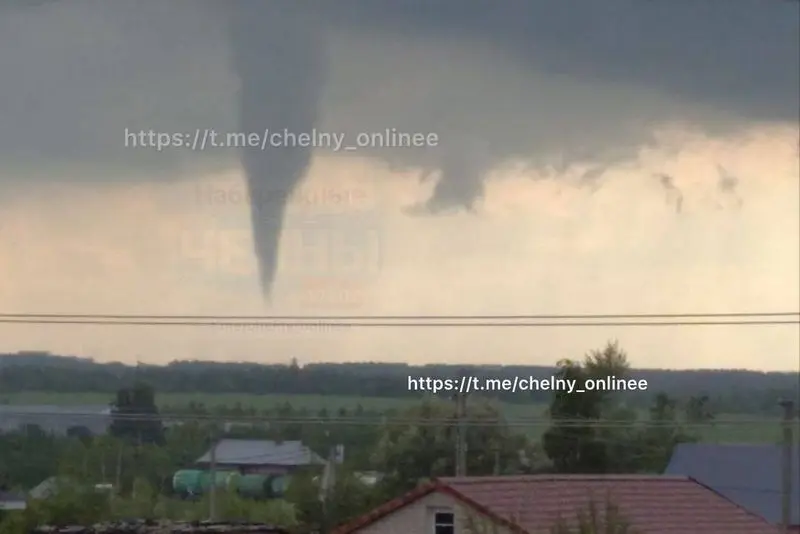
[332, 475, 779, 534]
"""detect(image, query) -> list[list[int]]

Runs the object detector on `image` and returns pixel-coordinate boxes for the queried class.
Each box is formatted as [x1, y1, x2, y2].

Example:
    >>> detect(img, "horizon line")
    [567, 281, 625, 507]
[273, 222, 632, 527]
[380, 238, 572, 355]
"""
[1, 351, 798, 374]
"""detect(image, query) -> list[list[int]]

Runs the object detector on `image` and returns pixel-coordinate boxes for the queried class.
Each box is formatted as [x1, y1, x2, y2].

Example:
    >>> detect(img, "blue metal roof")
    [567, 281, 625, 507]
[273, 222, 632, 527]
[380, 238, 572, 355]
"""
[664, 443, 800, 525]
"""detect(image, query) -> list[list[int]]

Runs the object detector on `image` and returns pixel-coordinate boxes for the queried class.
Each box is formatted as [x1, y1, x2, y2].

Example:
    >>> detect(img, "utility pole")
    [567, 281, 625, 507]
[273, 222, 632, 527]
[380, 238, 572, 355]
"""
[319, 441, 337, 534]
[114, 442, 122, 494]
[779, 400, 794, 533]
[209, 430, 217, 521]
[454, 392, 461, 476]
[455, 391, 468, 477]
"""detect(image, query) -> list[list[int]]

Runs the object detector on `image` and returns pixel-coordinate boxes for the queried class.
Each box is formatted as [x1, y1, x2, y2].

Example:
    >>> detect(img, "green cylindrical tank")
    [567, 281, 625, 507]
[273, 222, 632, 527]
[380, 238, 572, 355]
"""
[236, 474, 269, 498]
[173, 470, 204, 494]
[268, 475, 289, 497]
[173, 470, 238, 495]
[198, 470, 238, 491]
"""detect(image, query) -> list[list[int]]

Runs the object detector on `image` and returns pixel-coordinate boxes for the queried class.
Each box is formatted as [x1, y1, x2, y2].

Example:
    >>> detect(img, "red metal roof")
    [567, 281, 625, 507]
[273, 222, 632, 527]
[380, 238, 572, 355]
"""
[333, 475, 780, 534]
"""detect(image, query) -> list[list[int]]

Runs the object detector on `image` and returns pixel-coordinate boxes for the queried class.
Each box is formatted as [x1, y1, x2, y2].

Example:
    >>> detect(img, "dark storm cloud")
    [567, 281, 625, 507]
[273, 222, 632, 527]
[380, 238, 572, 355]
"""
[1, 0, 797, 294]
[0, 0, 233, 178]
[325, 0, 799, 122]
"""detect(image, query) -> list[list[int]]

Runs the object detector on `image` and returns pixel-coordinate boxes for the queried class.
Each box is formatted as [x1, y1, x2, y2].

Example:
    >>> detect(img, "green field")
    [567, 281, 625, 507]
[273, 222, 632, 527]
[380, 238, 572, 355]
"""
[2, 391, 446, 413]
[0, 391, 783, 443]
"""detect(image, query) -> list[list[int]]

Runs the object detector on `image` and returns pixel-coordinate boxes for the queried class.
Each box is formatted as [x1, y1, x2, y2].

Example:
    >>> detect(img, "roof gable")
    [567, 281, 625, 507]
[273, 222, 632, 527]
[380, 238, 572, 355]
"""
[665, 443, 800, 525]
[330, 480, 525, 534]
[333, 475, 779, 534]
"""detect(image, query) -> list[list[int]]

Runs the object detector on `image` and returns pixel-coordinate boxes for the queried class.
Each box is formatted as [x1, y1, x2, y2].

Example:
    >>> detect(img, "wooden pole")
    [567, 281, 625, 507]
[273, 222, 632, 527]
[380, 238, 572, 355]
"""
[209, 431, 217, 521]
[455, 392, 468, 477]
[780, 400, 794, 533]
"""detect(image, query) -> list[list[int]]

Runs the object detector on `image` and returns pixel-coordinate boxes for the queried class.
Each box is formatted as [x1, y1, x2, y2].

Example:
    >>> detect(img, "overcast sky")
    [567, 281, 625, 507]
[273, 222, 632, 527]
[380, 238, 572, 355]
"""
[0, 1, 798, 371]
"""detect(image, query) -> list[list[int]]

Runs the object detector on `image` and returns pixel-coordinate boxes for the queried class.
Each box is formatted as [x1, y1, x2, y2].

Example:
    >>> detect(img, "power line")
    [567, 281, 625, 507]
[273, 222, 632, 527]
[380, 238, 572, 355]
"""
[0, 318, 797, 328]
[0, 410, 790, 428]
[1, 312, 797, 320]
[1, 312, 796, 328]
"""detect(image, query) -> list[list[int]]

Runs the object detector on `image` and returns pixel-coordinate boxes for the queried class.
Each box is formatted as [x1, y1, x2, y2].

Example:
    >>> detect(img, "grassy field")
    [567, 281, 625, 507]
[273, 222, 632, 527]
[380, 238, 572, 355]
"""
[2, 391, 441, 413]
[0, 391, 782, 443]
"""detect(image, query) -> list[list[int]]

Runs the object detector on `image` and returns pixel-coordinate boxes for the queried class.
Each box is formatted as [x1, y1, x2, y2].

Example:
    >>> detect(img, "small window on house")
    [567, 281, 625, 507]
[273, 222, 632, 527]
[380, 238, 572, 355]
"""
[433, 511, 455, 534]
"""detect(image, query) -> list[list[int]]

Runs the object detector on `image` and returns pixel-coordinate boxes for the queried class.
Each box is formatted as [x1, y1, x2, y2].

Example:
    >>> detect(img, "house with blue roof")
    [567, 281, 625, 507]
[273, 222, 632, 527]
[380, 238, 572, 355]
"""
[195, 439, 327, 476]
[0, 491, 26, 511]
[665, 443, 800, 530]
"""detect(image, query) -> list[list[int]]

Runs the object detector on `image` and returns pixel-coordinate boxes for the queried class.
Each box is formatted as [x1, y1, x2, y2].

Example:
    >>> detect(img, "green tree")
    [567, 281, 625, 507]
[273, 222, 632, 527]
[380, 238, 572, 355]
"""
[372, 397, 530, 497]
[109, 383, 165, 446]
[0, 426, 62, 489]
[286, 468, 378, 530]
[25, 483, 111, 526]
[196, 490, 297, 525]
[685, 395, 714, 424]
[284, 472, 323, 527]
[110, 478, 158, 518]
[634, 393, 703, 472]
[0, 510, 27, 534]
[542, 342, 631, 473]
[163, 422, 214, 471]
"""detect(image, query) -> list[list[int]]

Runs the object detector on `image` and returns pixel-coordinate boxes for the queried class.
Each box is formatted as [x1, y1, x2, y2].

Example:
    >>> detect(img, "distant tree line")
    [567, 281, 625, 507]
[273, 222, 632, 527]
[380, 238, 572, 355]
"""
[0, 350, 796, 414]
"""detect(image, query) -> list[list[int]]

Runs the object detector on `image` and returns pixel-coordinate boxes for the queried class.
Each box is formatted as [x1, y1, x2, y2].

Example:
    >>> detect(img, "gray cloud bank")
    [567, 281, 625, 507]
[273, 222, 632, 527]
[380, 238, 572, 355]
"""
[1, 0, 797, 293]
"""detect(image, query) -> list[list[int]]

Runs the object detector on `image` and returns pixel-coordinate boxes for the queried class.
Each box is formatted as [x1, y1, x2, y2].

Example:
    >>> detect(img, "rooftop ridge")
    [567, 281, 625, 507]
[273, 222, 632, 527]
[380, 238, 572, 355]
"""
[438, 474, 693, 484]
[31, 521, 290, 534]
